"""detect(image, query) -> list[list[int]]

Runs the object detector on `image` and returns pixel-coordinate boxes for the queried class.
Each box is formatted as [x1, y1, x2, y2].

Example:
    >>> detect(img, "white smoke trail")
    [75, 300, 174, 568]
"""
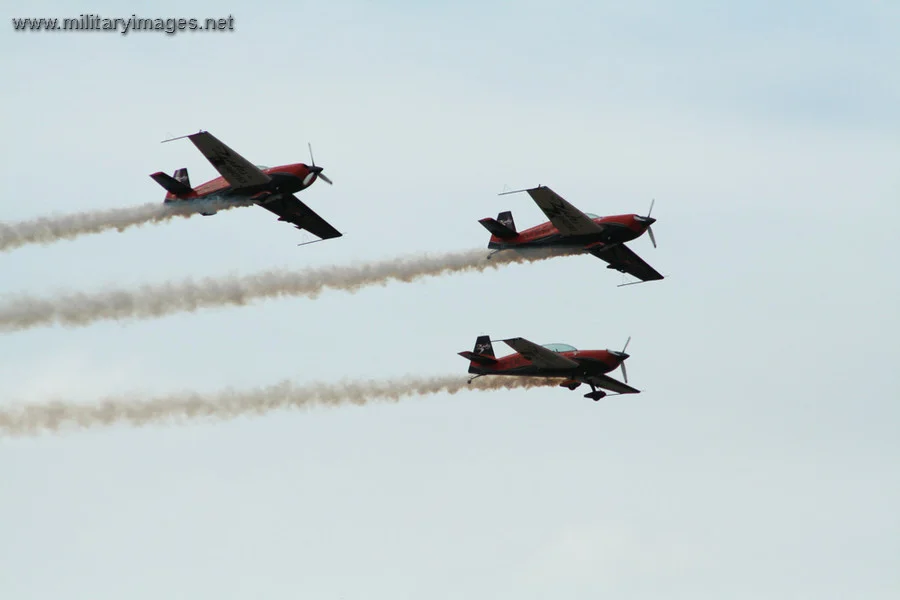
[0, 198, 254, 252]
[0, 375, 566, 436]
[0, 246, 580, 332]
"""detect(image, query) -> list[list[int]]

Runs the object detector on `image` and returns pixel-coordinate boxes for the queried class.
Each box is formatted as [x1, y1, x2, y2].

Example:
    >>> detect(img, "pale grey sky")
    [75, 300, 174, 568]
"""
[2, 0, 898, 598]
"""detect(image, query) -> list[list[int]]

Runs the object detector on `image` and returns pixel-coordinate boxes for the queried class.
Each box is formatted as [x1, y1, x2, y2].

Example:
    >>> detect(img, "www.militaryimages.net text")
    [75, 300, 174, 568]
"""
[11, 14, 235, 35]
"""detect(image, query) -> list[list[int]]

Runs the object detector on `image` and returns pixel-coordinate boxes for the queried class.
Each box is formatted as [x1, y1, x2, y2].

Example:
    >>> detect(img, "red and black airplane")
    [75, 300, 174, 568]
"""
[458, 335, 640, 401]
[479, 185, 663, 283]
[150, 130, 342, 242]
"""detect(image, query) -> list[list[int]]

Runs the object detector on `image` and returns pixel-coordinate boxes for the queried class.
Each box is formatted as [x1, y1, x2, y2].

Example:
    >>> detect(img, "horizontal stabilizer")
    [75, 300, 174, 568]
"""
[458, 351, 498, 365]
[479, 217, 518, 239]
[150, 171, 192, 196]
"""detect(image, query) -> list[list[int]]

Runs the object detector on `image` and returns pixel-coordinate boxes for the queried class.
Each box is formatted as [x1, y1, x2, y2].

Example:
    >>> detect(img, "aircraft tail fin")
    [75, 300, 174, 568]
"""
[478, 211, 518, 239]
[150, 169, 193, 197]
[472, 335, 495, 357]
[457, 335, 498, 366]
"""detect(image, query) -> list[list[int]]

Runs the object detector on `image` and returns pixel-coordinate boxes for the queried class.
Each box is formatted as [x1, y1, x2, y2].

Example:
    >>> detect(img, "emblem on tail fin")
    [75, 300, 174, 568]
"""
[173, 168, 191, 188]
[497, 211, 516, 232]
[473, 335, 495, 357]
[458, 335, 499, 368]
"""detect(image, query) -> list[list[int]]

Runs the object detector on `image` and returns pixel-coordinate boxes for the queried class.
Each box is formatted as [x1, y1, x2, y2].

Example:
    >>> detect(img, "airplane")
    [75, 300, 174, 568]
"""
[458, 335, 640, 401]
[479, 185, 663, 284]
[149, 130, 342, 242]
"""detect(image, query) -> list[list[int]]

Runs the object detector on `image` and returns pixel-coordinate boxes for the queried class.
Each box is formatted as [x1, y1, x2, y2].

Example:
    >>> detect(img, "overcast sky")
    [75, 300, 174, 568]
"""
[2, 0, 898, 598]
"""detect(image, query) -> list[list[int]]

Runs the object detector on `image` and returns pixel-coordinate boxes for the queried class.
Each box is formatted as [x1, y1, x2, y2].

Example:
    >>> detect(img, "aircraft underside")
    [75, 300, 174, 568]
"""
[488, 225, 634, 251]
[468, 360, 613, 400]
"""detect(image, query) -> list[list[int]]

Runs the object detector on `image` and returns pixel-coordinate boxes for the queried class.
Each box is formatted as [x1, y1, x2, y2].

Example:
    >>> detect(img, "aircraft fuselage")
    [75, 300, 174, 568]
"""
[467, 348, 624, 378]
[487, 214, 652, 251]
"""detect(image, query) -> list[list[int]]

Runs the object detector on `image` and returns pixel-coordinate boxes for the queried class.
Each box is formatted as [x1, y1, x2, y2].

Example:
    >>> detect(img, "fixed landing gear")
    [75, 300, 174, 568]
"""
[467, 375, 484, 385]
[583, 385, 607, 401]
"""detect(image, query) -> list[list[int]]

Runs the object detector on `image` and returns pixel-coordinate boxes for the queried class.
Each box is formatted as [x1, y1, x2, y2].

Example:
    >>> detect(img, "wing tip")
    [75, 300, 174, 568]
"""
[161, 129, 207, 144]
[497, 186, 540, 196]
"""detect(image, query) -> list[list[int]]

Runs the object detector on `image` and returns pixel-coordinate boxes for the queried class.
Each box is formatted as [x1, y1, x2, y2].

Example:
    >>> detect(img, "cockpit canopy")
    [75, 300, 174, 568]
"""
[255, 165, 270, 171]
[584, 212, 600, 219]
[542, 343, 577, 353]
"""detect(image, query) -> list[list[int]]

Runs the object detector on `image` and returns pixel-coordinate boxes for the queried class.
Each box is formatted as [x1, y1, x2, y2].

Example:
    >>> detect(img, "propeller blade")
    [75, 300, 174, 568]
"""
[647, 198, 655, 219]
[622, 336, 631, 353]
[308, 142, 316, 167]
[318, 172, 333, 185]
[620, 361, 628, 384]
[647, 225, 657, 248]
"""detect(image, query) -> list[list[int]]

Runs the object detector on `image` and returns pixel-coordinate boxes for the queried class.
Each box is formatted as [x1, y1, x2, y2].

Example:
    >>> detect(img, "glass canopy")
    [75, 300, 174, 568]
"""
[542, 343, 577, 353]
[255, 165, 270, 170]
[584, 212, 600, 219]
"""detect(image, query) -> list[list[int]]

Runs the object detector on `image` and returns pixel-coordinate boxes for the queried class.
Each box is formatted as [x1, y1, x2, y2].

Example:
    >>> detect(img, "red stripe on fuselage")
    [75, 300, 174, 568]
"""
[163, 163, 315, 201]
[486, 214, 649, 247]
[469, 348, 623, 376]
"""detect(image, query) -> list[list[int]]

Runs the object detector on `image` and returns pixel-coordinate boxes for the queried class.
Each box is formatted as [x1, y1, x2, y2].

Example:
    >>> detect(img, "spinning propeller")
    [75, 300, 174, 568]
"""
[607, 336, 632, 383]
[303, 142, 333, 186]
[634, 199, 657, 248]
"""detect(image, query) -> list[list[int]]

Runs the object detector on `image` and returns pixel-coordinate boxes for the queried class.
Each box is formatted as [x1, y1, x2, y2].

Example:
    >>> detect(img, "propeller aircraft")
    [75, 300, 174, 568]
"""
[479, 185, 663, 284]
[150, 130, 342, 242]
[459, 335, 640, 401]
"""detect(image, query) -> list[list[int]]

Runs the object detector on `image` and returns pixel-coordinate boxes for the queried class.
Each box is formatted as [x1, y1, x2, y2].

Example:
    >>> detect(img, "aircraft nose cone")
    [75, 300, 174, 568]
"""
[610, 351, 629, 360]
[302, 167, 320, 186]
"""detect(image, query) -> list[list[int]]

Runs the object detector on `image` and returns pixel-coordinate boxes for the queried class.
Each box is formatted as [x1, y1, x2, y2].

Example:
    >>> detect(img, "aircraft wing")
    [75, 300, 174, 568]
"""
[501, 337, 580, 369]
[584, 374, 641, 395]
[185, 131, 272, 190]
[525, 186, 604, 236]
[258, 194, 342, 240]
[588, 243, 664, 282]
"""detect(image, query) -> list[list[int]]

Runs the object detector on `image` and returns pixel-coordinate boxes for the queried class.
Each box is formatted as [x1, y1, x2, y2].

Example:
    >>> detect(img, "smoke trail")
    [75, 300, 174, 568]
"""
[0, 246, 579, 332]
[0, 375, 565, 436]
[0, 198, 254, 252]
